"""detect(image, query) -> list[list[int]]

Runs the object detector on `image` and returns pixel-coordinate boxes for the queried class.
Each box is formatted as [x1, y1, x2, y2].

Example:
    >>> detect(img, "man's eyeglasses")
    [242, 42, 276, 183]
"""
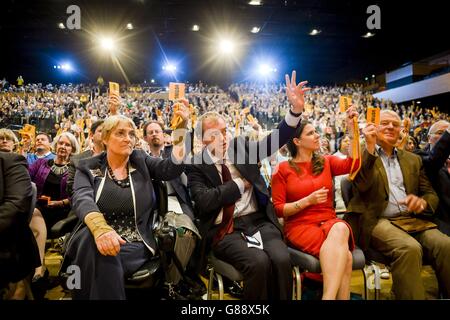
[147, 130, 163, 135]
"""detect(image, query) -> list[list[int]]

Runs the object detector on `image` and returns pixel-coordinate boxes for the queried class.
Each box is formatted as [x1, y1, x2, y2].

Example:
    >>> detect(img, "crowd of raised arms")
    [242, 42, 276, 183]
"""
[1, 72, 449, 300]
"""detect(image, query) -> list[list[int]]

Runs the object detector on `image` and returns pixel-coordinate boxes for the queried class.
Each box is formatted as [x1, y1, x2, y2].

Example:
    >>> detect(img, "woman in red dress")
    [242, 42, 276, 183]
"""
[272, 107, 359, 300]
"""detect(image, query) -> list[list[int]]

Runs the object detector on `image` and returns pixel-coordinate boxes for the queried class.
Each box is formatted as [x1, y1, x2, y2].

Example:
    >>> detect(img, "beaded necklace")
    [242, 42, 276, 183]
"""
[107, 164, 130, 188]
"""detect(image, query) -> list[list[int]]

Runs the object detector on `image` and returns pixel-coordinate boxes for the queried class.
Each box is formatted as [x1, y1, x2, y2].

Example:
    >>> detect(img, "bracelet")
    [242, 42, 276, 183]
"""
[289, 109, 302, 117]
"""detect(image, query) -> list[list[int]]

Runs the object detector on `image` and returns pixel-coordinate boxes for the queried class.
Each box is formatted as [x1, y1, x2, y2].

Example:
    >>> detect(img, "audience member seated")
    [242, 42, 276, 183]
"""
[406, 136, 419, 152]
[348, 110, 450, 299]
[333, 135, 351, 213]
[66, 120, 105, 197]
[143, 120, 194, 219]
[415, 120, 450, 235]
[259, 144, 289, 189]
[271, 107, 359, 300]
[26, 132, 55, 166]
[28, 132, 79, 287]
[0, 129, 19, 153]
[65, 110, 188, 299]
[185, 71, 307, 300]
[0, 152, 40, 299]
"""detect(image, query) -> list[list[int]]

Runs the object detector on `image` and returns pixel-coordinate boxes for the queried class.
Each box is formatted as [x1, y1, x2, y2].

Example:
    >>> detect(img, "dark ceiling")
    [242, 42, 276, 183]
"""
[0, 0, 448, 86]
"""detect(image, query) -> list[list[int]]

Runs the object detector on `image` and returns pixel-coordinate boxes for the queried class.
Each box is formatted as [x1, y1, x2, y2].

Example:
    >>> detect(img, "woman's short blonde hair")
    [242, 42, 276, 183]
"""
[101, 115, 137, 146]
[0, 128, 19, 150]
[52, 131, 80, 154]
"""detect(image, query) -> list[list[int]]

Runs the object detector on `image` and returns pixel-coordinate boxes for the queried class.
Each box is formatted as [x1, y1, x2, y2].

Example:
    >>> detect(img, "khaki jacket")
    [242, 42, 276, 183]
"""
[347, 148, 439, 250]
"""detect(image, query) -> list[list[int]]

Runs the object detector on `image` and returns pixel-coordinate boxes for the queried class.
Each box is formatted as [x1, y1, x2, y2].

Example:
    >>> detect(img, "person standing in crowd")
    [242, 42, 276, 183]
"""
[271, 107, 359, 300]
[16, 75, 24, 87]
[186, 71, 308, 300]
[66, 104, 189, 299]
[415, 120, 450, 235]
[28, 132, 79, 291]
[26, 132, 55, 166]
[348, 110, 450, 299]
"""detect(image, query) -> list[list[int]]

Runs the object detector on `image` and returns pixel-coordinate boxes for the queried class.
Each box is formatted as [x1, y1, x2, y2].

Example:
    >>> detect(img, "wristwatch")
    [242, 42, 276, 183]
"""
[289, 109, 302, 117]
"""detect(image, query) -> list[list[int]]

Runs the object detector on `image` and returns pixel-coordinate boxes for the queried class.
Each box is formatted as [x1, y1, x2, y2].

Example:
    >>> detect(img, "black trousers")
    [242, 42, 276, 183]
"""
[213, 213, 292, 300]
[70, 229, 152, 300]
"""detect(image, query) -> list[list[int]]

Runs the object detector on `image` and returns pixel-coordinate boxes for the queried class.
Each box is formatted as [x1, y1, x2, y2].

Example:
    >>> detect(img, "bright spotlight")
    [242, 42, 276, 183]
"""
[150, 79, 155, 83]
[61, 63, 73, 71]
[100, 37, 116, 51]
[258, 64, 276, 76]
[58, 22, 65, 29]
[218, 39, 235, 54]
[163, 64, 177, 72]
[251, 26, 260, 34]
[53, 65, 57, 69]
[249, 0, 262, 5]
[309, 29, 321, 36]
[192, 24, 200, 31]
[126, 23, 134, 30]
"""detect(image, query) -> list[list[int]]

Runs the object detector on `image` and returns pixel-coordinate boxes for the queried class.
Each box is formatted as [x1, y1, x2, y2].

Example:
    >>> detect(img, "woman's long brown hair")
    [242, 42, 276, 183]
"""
[286, 120, 324, 176]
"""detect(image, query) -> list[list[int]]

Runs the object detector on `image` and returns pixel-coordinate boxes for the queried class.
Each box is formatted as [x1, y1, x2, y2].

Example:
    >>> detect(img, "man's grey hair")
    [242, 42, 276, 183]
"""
[194, 111, 227, 140]
[380, 109, 401, 121]
[428, 120, 450, 136]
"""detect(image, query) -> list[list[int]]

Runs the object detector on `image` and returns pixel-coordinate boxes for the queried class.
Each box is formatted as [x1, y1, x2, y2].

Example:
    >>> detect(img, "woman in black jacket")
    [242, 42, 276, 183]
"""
[66, 108, 188, 299]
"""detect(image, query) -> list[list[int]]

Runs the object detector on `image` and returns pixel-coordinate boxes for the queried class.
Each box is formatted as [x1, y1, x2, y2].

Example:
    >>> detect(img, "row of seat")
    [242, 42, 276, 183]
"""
[39, 177, 389, 300]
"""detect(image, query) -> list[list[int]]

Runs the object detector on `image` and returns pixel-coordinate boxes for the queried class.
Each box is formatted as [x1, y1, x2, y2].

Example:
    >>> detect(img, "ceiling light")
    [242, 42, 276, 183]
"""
[126, 23, 133, 30]
[249, 0, 262, 5]
[309, 29, 321, 36]
[58, 22, 65, 29]
[192, 24, 200, 31]
[362, 32, 375, 38]
[251, 26, 260, 33]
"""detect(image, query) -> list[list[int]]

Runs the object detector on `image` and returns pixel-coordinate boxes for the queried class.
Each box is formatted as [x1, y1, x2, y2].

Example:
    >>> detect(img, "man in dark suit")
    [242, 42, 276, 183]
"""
[348, 110, 450, 299]
[415, 120, 450, 235]
[0, 152, 40, 293]
[186, 71, 309, 299]
[143, 120, 194, 219]
[66, 120, 104, 197]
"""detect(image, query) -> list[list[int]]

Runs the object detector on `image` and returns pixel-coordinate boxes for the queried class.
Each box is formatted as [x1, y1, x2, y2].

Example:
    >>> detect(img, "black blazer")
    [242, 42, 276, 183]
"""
[416, 131, 450, 224]
[186, 119, 298, 267]
[66, 149, 95, 197]
[72, 149, 185, 254]
[0, 152, 40, 285]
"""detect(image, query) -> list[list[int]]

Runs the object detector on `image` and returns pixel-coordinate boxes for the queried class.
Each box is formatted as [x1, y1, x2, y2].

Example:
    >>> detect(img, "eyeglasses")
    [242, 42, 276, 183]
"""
[147, 130, 163, 135]
[113, 130, 137, 140]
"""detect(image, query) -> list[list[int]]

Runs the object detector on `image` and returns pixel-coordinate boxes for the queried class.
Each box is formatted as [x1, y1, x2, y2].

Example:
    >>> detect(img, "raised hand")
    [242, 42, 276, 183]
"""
[174, 98, 190, 124]
[108, 92, 121, 115]
[285, 70, 311, 114]
[363, 123, 377, 155]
